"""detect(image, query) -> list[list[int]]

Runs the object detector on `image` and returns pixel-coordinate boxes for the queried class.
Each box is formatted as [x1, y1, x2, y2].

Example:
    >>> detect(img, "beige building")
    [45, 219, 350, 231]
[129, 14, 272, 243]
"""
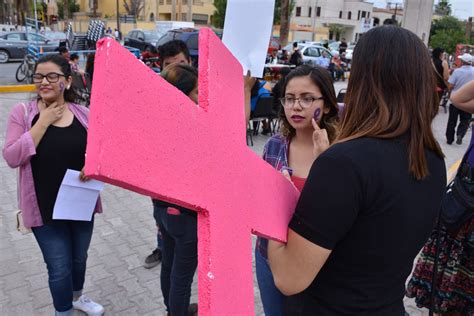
[290, 0, 374, 43]
[372, 7, 404, 27]
[77, 0, 215, 25]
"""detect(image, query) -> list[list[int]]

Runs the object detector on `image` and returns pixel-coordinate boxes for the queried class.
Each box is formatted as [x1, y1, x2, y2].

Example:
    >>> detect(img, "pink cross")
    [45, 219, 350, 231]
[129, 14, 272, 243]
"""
[85, 29, 299, 314]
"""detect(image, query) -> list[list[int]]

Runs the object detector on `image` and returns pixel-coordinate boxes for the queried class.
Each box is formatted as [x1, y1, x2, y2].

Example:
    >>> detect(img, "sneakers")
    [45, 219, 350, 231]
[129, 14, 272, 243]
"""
[456, 136, 463, 145]
[73, 295, 104, 316]
[188, 303, 198, 316]
[144, 248, 162, 269]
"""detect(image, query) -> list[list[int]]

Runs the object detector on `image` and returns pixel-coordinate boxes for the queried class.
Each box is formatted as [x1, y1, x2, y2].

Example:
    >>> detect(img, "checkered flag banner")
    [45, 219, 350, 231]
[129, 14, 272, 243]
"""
[86, 20, 105, 42]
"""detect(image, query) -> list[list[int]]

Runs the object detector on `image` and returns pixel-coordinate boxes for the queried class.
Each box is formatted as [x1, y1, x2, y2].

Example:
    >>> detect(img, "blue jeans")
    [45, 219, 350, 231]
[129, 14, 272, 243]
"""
[255, 247, 284, 316]
[154, 202, 197, 316]
[153, 202, 164, 251]
[32, 220, 94, 314]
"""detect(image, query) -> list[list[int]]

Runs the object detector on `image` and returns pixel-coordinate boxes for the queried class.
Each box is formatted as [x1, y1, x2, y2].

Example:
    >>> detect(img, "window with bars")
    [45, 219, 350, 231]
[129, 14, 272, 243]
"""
[339, 11, 342, 18]
[316, 6, 321, 17]
[308, 7, 312, 17]
[296, 7, 301, 16]
[348, 11, 351, 20]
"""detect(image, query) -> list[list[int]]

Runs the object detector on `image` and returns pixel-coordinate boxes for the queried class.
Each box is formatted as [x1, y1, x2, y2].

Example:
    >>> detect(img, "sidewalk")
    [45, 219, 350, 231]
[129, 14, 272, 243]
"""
[0, 91, 467, 315]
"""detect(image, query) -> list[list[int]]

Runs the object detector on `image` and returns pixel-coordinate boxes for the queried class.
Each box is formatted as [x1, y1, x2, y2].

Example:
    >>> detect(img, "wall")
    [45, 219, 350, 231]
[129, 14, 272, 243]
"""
[402, 0, 434, 45]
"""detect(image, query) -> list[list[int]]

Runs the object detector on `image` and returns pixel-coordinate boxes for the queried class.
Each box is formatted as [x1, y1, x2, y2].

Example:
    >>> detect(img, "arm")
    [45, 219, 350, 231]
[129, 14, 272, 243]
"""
[244, 72, 256, 123]
[2, 104, 37, 168]
[268, 154, 360, 295]
[268, 230, 331, 295]
[450, 80, 474, 112]
[442, 60, 450, 81]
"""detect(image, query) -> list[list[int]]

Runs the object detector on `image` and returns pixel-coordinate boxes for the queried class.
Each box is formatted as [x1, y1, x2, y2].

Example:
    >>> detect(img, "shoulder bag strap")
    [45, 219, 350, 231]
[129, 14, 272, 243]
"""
[431, 61, 450, 88]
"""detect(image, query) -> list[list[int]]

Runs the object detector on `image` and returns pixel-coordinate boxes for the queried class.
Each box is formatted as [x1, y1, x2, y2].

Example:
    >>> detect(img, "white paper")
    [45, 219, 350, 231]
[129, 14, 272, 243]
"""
[222, 0, 275, 78]
[53, 169, 104, 221]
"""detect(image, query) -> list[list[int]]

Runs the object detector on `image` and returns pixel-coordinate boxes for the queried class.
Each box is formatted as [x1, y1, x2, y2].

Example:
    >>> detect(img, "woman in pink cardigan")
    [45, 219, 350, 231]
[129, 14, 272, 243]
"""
[3, 54, 103, 316]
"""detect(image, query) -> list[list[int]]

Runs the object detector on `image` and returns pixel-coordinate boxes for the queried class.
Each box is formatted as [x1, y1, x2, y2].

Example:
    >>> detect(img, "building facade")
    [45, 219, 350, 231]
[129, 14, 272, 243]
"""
[372, 7, 404, 27]
[77, 0, 215, 25]
[290, 0, 374, 43]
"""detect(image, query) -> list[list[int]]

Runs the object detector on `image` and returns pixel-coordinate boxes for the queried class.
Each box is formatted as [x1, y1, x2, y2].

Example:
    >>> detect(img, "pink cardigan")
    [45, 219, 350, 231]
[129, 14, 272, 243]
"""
[2, 100, 102, 228]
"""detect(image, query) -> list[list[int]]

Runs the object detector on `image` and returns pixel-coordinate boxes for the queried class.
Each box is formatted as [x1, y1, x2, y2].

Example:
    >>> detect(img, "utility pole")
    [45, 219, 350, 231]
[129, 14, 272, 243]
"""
[116, 0, 120, 35]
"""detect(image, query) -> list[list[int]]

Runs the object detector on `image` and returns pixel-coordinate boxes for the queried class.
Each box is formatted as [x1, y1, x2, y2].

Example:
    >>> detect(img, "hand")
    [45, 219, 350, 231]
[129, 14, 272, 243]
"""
[38, 101, 65, 127]
[79, 167, 90, 182]
[312, 118, 329, 158]
[244, 70, 256, 92]
[282, 169, 298, 191]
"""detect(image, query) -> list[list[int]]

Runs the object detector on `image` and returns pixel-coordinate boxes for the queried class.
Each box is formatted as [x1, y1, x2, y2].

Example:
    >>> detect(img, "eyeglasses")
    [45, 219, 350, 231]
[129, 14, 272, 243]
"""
[280, 96, 324, 108]
[32, 72, 66, 84]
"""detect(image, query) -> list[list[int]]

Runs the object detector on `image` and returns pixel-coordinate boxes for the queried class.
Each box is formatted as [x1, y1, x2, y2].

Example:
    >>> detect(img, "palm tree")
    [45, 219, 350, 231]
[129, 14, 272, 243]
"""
[435, 0, 452, 16]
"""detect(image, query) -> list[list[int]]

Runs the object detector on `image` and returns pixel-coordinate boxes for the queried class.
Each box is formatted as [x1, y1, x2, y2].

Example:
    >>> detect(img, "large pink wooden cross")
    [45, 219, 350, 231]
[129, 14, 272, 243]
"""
[85, 29, 299, 314]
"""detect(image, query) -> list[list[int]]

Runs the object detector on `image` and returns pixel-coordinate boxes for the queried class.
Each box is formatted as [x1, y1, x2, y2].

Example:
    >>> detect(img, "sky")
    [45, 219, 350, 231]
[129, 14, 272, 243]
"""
[369, 0, 474, 21]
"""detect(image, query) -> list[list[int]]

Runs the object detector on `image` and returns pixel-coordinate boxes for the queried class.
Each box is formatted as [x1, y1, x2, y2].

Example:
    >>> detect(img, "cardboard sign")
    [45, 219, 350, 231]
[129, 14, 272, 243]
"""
[85, 30, 298, 314]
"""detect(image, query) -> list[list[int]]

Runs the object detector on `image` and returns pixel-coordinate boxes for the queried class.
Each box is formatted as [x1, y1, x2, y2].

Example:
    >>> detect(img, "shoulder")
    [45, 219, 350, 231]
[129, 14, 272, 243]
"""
[69, 103, 90, 115]
[264, 134, 287, 156]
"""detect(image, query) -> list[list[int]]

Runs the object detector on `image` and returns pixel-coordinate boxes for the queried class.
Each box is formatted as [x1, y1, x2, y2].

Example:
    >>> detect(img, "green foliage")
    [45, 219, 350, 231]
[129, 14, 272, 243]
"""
[430, 29, 467, 54]
[212, 0, 227, 28]
[429, 16, 467, 53]
[212, 0, 296, 28]
[57, 0, 80, 20]
[435, 0, 452, 16]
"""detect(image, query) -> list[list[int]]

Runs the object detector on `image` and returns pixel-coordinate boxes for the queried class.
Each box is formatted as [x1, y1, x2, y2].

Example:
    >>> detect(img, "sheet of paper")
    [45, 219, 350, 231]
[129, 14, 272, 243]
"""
[222, 0, 275, 77]
[53, 169, 104, 221]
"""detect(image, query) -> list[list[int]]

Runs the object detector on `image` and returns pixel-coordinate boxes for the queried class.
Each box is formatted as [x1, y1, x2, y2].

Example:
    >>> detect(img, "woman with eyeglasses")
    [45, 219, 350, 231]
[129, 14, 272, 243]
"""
[3, 54, 104, 316]
[255, 64, 339, 316]
[267, 26, 446, 315]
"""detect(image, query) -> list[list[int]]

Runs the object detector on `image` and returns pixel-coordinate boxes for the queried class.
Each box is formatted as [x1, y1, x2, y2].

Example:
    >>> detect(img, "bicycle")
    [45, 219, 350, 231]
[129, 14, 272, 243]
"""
[15, 54, 36, 83]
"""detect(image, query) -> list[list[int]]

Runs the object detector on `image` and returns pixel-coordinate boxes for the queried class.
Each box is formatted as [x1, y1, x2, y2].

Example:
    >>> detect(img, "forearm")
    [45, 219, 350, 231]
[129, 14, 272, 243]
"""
[244, 88, 251, 123]
[29, 121, 49, 148]
[450, 81, 474, 113]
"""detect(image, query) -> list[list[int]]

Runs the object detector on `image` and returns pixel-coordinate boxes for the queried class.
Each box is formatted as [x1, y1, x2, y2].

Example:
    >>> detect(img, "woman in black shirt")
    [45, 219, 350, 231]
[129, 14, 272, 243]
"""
[268, 26, 446, 315]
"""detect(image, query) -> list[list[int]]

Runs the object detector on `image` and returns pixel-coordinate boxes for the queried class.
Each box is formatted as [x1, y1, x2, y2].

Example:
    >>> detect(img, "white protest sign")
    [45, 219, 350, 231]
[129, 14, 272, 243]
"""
[222, 0, 275, 77]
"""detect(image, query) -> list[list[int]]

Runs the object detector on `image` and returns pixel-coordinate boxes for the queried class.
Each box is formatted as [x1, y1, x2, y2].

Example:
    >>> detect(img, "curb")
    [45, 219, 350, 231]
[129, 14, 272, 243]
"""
[0, 85, 35, 93]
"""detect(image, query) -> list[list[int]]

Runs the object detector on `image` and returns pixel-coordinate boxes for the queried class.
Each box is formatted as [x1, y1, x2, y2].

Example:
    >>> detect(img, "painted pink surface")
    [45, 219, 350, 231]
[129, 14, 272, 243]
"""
[85, 29, 299, 314]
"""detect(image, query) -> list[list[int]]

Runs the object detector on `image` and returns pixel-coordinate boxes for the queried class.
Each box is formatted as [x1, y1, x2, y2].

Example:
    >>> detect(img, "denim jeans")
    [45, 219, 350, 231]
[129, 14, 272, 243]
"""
[154, 202, 197, 316]
[255, 247, 284, 316]
[153, 202, 164, 251]
[32, 220, 94, 313]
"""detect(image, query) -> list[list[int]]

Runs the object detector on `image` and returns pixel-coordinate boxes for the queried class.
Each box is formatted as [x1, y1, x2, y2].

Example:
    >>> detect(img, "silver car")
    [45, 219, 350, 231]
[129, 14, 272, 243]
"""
[0, 31, 61, 63]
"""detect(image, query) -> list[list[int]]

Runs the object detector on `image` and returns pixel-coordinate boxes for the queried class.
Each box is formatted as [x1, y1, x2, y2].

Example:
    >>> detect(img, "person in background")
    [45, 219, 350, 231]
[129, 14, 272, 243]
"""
[250, 78, 272, 135]
[3, 54, 104, 316]
[85, 53, 95, 83]
[406, 79, 474, 315]
[256, 65, 339, 316]
[330, 53, 345, 81]
[316, 51, 330, 69]
[432, 47, 450, 102]
[69, 53, 84, 75]
[445, 53, 474, 145]
[289, 42, 303, 67]
[143, 40, 194, 270]
[58, 46, 70, 61]
[268, 25, 446, 315]
[339, 38, 348, 55]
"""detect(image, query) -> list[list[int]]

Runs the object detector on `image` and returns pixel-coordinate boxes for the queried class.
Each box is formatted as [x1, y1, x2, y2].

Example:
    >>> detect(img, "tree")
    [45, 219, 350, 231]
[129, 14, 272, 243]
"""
[57, 0, 80, 20]
[279, 0, 289, 46]
[328, 24, 346, 41]
[429, 16, 467, 53]
[123, 0, 145, 18]
[212, 0, 226, 28]
[435, 0, 452, 16]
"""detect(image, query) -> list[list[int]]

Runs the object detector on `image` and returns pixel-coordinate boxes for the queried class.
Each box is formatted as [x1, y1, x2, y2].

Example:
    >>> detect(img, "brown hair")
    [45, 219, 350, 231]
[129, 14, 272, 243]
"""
[160, 63, 198, 96]
[279, 64, 339, 143]
[338, 26, 443, 180]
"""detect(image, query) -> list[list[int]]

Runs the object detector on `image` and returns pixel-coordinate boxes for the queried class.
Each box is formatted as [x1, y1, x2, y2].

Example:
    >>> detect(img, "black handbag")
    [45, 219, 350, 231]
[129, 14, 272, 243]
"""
[440, 145, 474, 232]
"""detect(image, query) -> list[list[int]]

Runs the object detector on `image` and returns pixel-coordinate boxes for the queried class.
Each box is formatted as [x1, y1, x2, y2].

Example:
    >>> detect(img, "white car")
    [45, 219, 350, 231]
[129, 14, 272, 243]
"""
[344, 45, 355, 61]
[299, 44, 333, 65]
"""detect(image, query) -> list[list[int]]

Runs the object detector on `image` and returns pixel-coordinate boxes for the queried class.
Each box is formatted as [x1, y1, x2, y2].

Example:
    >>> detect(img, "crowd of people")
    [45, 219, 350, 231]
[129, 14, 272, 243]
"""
[2, 25, 474, 316]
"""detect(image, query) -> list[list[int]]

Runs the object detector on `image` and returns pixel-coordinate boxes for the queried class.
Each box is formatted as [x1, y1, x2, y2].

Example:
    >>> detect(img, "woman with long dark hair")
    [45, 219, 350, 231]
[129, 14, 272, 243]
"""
[268, 26, 446, 315]
[3, 54, 104, 316]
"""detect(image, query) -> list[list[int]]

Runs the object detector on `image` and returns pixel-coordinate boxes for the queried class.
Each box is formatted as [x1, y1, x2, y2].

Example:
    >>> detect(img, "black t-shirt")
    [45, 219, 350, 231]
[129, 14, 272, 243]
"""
[31, 114, 87, 224]
[286, 137, 446, 316]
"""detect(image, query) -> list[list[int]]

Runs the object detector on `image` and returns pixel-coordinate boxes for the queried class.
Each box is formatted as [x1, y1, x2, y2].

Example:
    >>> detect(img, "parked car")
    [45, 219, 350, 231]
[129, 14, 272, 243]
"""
[344, 44, 355, 61]
[124, 29, 160, 52]
[44, 31, 69, 48]
[156, 28, 199, 67]
[0, 31, 61, 63]
[299, 44, 333, 65]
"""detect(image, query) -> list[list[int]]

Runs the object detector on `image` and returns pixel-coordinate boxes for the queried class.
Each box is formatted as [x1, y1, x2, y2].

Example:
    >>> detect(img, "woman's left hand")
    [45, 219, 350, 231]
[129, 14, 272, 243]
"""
[79, 167, 90, 182]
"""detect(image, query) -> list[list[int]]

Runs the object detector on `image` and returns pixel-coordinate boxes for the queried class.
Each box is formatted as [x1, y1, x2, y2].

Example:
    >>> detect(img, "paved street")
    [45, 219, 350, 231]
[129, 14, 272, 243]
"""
[0, 87, 468, 315]
[0, 62, 21, 86]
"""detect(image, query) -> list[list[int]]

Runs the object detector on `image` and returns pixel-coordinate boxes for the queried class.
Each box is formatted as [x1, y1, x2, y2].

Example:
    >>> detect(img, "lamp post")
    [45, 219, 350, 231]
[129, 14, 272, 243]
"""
[116, 0, 120, 35]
